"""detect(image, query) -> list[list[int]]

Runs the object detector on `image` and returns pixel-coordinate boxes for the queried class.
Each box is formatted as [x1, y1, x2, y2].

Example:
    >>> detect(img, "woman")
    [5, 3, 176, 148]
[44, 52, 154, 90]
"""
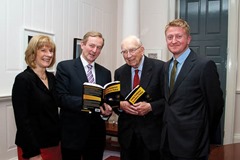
[12, 35, 61, 160]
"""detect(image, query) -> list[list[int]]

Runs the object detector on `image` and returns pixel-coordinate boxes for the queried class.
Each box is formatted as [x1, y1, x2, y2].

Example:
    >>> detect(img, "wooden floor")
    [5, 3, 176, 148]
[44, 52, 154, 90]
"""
[104, 143, 240, 160]
[209, 143, 240, 160]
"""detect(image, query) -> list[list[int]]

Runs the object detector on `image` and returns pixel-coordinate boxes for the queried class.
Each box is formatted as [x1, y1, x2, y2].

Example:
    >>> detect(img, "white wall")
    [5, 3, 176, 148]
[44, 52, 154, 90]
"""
[0, 0, 117, 97]
[0, 0, 117, 159]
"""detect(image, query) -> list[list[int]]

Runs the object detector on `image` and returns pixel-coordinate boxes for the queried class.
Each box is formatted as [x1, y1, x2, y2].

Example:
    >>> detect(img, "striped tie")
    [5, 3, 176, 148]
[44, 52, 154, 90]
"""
[87, 64, 94, 83]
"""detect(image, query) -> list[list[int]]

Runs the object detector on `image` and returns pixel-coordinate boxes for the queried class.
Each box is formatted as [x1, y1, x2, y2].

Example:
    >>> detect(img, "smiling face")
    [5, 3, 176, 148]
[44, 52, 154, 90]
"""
[165, 26, 191, 58]
[121, 36, 144, 68]
[81, 36, 104, 64]
[25, 35, 56, 69]
[34, 45, 54, 69]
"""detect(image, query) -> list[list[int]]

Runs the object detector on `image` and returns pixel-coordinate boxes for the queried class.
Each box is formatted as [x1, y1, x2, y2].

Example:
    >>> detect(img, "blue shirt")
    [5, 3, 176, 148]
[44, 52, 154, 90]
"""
[169, 48, 191, 86]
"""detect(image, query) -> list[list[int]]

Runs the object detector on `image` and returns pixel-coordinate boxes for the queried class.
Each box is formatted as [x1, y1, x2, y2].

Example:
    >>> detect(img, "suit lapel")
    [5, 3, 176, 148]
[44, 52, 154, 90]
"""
[165, 61, 171, 98]
[140, 57, 152, 89]
[95, 63, 105, 85]
[171, 51, 197, 95]
[73, 58, 88, 83]
[120, 65, 132, 97]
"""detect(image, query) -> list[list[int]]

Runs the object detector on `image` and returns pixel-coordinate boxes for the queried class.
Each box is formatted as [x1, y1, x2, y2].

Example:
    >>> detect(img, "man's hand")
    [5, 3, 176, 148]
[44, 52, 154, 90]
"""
[120, 101, 138, 115]
[100, 103, 113, 116]
[134, 101, 152, 116]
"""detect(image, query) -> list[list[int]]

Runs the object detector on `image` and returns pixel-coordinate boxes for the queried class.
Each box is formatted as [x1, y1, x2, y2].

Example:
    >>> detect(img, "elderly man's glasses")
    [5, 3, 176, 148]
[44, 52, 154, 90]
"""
[121, 46, 142, 55]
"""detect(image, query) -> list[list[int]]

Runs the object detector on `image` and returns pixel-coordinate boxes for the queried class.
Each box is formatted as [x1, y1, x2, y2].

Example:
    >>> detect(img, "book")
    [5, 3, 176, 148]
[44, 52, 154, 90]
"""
[82, 81, 121, 113]
[125, 85, 152, 104]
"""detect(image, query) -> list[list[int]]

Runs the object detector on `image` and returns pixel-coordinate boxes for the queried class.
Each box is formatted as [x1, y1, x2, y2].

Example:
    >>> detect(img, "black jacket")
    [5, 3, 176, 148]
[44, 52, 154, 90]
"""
[55, 58, 111, 150]
[12, 66, 60, 158]
[114, 56, 165, 150]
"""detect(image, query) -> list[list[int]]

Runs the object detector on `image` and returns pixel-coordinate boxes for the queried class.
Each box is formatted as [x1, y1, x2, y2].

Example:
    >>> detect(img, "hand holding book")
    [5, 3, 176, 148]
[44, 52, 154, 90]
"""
[125, 85, 152, 104]
[82, 81, 120, 113]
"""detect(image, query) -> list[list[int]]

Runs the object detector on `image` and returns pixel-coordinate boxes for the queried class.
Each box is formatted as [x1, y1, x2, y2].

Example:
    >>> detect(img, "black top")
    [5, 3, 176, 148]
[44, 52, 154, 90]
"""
[12, 66, 60, 158]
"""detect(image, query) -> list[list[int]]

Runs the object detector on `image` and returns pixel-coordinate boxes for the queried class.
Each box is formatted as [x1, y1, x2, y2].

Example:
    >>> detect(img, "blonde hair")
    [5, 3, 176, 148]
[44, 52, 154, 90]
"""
[165, 19, 190, 36]
[25, 35, 56, 68]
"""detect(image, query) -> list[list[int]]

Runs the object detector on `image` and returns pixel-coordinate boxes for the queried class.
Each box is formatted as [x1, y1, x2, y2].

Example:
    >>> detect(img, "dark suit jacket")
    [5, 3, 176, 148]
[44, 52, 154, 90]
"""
[161, 50, 224, 158]
[55, 58, 111, 150]
[114, 56, 165, 150]
[12, 66, 60, 158]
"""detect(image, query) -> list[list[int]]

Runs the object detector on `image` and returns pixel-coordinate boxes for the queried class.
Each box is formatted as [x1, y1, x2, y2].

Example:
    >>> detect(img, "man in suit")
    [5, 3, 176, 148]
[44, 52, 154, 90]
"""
[114, 35, 165, 160]
[55, 31, 112, 160]
[161, 19, 224, 160]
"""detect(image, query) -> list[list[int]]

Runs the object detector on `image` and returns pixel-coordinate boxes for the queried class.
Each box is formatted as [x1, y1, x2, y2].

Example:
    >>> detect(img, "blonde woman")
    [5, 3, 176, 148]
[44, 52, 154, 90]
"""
[12, 35, 61, 160]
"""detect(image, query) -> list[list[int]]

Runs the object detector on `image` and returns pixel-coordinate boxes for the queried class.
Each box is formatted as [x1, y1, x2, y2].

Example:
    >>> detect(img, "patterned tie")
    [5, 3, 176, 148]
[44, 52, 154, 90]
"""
[170, 60, 178, 93]
[87, 64, 94, 83]
[133, 69, 139, 89]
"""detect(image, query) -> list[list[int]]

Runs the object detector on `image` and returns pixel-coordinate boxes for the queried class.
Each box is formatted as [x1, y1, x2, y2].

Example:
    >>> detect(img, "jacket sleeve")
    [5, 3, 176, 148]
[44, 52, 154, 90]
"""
[12, 75, 41, 158]
[201, 60, 224, 136]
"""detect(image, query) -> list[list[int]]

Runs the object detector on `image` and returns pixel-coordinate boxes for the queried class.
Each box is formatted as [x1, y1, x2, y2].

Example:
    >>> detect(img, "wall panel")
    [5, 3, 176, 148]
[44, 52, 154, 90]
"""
[0, 0, 117, 159]
[0, 98, 17, 160]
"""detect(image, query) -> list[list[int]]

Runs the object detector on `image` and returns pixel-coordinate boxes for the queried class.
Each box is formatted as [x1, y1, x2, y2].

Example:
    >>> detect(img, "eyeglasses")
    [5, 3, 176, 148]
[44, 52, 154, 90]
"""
[121, 46, 142, 55]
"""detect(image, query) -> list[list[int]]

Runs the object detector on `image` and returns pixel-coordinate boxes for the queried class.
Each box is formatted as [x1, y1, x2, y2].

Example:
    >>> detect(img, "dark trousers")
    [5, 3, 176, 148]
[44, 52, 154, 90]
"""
[61, 146, 104, 160]
[120, 132, 161, 160]
[61, 127, 105, 160]
[161, 137, 208, 160]
[61, 115, 105, 160]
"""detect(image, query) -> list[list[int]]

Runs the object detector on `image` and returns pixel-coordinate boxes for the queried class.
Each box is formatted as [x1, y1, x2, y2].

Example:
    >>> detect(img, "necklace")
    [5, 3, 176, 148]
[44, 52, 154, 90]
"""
[35, 72, 47, 80]
[32, 68, 47, 81]
[39, 75, 47, 80]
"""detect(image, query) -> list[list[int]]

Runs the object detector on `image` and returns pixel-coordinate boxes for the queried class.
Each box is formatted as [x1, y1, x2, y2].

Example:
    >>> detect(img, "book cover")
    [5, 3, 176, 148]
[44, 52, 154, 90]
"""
[82, 81, 120, 112]
[125, 85, 152, 104]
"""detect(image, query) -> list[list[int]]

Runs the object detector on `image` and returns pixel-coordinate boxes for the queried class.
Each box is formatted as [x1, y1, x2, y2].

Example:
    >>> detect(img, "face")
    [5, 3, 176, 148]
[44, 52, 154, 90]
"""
[121, 39, 143, 68]
[34, 45, 54, 69]
[165, 26, 191, 58]
[81, 36, 103, 63]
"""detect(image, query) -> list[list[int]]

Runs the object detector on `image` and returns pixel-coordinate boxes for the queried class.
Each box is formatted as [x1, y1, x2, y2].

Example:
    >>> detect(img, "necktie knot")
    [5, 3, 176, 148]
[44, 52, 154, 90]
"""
[135, 69, 139, 75]
[173, 60, 178, 67]
[87, 64, 93, 70]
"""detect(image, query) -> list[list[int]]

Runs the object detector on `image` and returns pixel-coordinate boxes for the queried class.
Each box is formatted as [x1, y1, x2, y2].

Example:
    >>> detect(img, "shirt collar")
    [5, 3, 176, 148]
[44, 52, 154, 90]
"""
[80, 54, 95, 67]
[131, 56, 144, 72]
[174, 48, 191, 64]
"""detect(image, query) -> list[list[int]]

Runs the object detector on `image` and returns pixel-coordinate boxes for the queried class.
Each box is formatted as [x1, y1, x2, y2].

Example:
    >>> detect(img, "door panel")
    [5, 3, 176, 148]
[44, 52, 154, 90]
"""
[180, 0, 228, 144]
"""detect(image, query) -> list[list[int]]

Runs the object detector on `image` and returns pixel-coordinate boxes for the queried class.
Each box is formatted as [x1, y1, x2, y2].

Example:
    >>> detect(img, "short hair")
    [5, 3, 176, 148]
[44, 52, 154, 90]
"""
[81, 31, 104, 47]
[25, 35, 56, 68]
[121, 35, 142, 47]
[165, 19, 190, 36]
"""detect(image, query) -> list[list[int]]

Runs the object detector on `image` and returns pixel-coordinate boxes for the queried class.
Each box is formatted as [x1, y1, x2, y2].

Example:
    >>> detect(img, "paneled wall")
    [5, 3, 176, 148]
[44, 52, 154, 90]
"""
[0, 0, 117, 159]
[0, 97, 17, 160]
[0, 0, 117, 97]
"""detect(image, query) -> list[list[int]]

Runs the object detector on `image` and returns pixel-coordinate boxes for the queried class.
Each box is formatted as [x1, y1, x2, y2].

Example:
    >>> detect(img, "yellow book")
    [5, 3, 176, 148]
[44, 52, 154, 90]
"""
[125, 85, 152, 104]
